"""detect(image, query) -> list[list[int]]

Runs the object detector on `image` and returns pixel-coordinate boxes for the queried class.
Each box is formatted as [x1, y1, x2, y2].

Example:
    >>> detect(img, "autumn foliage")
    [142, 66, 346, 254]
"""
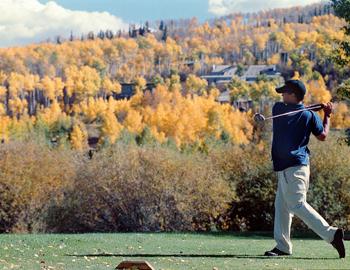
[0, 3, 349, 233]
[0, 5, 348, 148]
[0, 135, 348, 233]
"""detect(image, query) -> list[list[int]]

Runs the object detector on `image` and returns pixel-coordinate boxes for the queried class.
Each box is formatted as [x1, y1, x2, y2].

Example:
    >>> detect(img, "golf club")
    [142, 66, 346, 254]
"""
[253, 103, 324, 123]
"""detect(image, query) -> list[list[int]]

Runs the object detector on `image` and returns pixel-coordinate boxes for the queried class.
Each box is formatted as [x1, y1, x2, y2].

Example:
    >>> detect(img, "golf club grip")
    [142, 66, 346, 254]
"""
[305, 103, 323, 109]
[305, 103, 324, 111]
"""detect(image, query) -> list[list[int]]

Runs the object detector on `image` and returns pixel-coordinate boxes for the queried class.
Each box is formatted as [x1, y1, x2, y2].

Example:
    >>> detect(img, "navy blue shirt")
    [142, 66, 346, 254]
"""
[271, 102, 324, 171]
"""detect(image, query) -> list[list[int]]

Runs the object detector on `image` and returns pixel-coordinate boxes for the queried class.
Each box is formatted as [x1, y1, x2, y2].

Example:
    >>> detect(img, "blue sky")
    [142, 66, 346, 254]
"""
[38, 0, 212, 22]
[1, 0, 323, 48]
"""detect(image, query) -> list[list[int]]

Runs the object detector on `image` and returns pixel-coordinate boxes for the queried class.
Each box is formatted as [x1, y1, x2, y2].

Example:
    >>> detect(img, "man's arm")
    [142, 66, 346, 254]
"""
[316, 102, 333, 141]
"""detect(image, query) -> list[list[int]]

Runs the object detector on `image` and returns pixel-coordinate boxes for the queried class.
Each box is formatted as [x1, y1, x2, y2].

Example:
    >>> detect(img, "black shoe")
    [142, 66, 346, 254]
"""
[264, 247, 291, 257]
[331, 228, 346, 258]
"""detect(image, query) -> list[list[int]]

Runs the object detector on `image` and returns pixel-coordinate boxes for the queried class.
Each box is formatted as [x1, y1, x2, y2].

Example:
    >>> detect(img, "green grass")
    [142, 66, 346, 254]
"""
[0, 233, 348, 270]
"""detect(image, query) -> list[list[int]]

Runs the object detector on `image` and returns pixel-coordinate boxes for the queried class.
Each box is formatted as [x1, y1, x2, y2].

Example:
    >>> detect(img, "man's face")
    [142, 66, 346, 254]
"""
[282, 90, 298, 104]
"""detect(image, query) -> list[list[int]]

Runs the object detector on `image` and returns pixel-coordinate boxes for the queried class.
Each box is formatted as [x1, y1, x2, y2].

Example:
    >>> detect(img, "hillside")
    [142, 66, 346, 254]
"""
[0, 2, 349, 149]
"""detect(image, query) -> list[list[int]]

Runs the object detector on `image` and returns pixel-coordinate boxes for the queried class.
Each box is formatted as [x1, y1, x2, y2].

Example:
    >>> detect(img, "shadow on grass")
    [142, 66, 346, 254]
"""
[109, 231, 349, 240]
[66, 253, 339, 260]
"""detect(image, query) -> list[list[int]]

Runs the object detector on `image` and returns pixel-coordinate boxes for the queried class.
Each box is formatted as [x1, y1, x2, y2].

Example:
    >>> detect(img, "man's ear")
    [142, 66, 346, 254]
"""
[291, 93, 298, 101]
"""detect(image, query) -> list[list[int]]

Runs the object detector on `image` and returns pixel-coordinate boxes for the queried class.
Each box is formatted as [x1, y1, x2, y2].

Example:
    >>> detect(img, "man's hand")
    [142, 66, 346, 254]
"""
[323, 102, 333, 116]
[316, 102, 333, 141]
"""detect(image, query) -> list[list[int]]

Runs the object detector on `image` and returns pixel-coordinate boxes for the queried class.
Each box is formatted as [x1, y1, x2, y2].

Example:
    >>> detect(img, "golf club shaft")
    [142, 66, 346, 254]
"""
[264, 104, 323, 120]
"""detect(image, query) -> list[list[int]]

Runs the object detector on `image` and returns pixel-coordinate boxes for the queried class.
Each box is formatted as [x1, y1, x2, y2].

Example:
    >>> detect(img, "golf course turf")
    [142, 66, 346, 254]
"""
[0, 232, 348, 269]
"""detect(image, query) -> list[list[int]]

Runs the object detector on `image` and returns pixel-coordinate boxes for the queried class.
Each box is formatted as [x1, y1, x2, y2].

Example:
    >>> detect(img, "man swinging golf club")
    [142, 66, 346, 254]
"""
[264, 79, 346, 258]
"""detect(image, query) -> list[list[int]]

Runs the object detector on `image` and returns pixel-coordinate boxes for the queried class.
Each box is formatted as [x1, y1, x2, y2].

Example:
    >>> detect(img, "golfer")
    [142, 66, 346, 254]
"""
[264, 79, 346, 258]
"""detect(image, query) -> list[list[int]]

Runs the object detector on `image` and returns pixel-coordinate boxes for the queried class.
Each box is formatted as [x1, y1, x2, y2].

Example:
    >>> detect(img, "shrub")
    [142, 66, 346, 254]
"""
[47, 143, 233, 232]
[306, 135, 350, 230]
[1, 130, 348, 233]
[0, 140, 78, 232]
[209, 143, 276, 231]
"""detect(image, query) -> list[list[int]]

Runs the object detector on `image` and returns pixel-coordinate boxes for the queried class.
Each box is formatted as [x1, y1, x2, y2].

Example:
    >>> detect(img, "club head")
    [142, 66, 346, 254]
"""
[253, 113, 266, 123]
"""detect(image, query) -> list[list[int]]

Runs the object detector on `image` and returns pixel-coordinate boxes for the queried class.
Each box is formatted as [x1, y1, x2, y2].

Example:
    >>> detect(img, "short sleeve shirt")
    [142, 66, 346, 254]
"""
[271, 102, 324, 171]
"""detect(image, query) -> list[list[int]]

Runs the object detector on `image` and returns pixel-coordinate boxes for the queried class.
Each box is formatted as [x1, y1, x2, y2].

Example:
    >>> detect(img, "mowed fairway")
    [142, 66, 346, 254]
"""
[0, 233, 348, 270]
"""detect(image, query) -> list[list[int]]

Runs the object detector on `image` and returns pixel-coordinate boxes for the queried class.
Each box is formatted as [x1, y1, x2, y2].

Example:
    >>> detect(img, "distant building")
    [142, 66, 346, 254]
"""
[202, 64, 282, 85]
[183, 60, 195, 68]
[242, 65, 281, 83]
[216, 90, 231, 104]
[233, 98, 253, 112]
[112, 83, 155, 100]
[216, 90, 253, 111]
[201, 65, 237, 84]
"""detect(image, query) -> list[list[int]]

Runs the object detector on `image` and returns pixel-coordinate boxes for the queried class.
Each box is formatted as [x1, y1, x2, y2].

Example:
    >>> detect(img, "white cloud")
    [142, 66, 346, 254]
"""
[0, 0, 128, 48]
[208, 0, 323, 16]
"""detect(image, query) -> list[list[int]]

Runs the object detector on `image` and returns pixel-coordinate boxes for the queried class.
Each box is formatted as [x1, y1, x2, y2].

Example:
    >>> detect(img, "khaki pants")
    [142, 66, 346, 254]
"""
[274, 165, 337, 254]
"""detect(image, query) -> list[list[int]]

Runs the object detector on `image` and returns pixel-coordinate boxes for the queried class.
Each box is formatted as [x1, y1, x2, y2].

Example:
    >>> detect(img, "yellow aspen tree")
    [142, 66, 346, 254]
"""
[0, 116, 10, 142]
[167, 74, 182, 93]
[102, 77, 121, 96]
[7, 72, 24, 97]
[54, 77, 65, 98]
[9, 97, 27, 118]
[9, 113, 35, 139]
[305, 75, 332, 104]
[70, 122, 89, 150]
[124, 109, 144, 134]
[331, 103, 350, 129]
[268, 54, 281, 65]
[209, 87, 220, 100]
[0, 86, 7, 103]
[100, 110, 123, 144]
[79, 97, 109, 123]
[64, 65, 101, 100]
[0, 103, 6, 116]
[129, 86, 144, 108]
[185, 74, 208, 96]
[228, 77, 249, 101]
[296, 32, 309, 46]
[80, 66, 101, 98]
[0, 71, 6, 85]
[64, 66, 78, 97]
[23, 73, 37, 91]
[283, 24, 296, 40]
[255, 34, 269, 51]
[242, 35, 253, 47]
[37, 100, 66, 128]
[135, 76, 147, 92]
[41, 76, 56, 100]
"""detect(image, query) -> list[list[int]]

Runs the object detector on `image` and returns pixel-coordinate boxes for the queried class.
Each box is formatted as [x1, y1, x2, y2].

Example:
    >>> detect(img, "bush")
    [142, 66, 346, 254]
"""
[209, 143, 276, 231]
[0, 131, 348, 233]
[47, 143, 233, 232]
[306, 135, 350, 230]
[0, 182, 21, 232]
[0, 140, 79, 232]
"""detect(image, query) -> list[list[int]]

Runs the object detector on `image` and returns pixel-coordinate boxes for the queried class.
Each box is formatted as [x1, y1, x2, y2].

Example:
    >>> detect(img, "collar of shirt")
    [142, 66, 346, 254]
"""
[283, 103, 304, 110]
